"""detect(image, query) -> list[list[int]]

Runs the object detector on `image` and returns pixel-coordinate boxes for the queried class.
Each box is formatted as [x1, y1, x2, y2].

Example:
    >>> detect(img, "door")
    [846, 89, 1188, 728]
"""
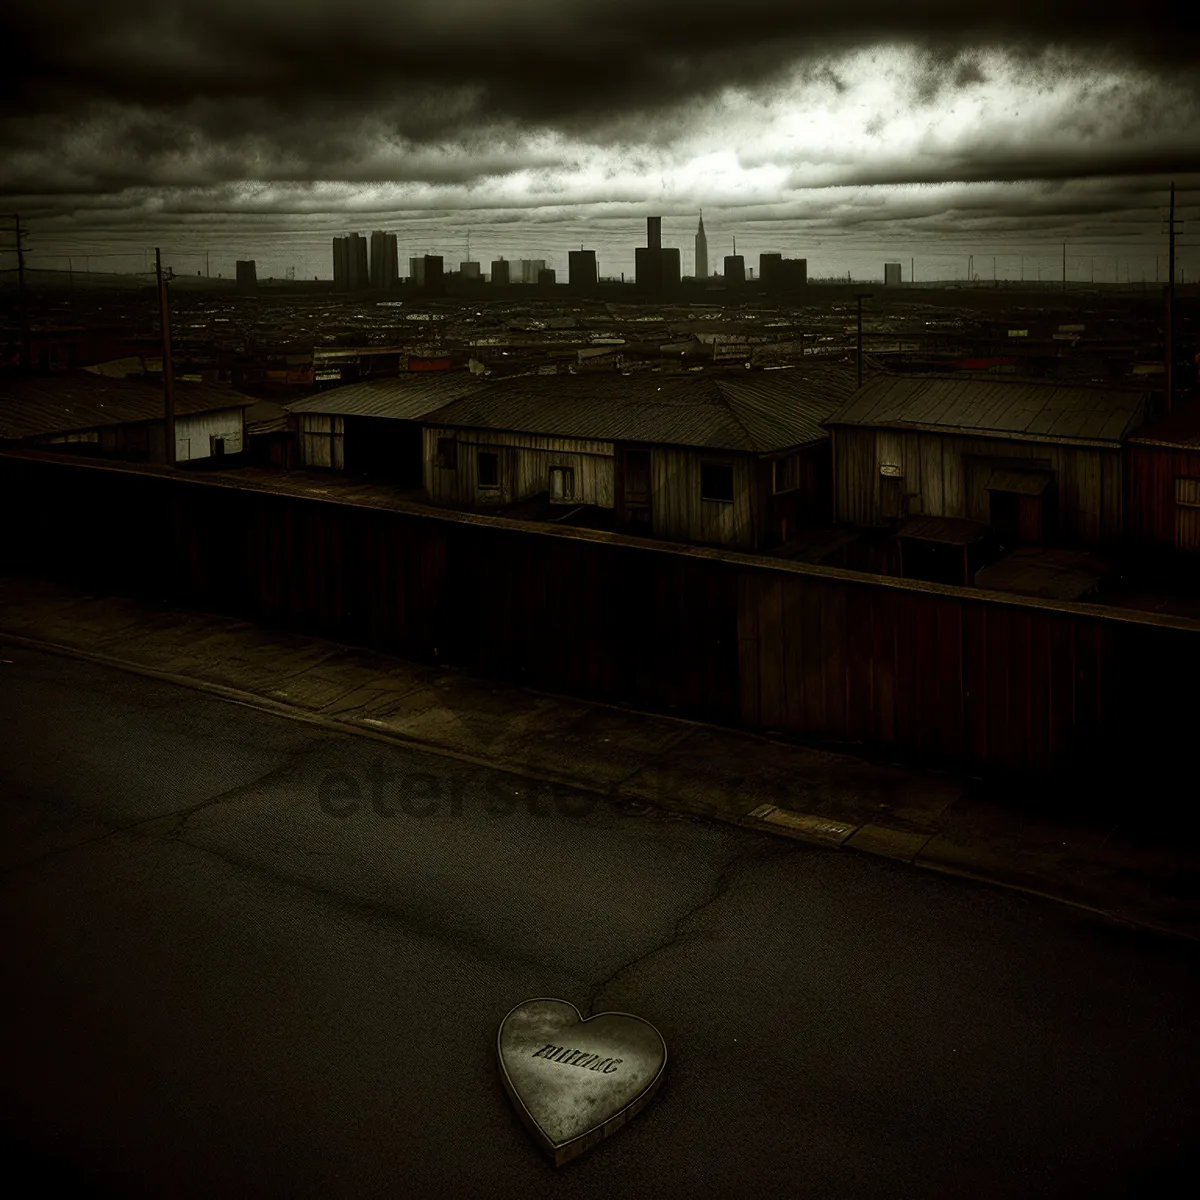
[622, 448, 652, 530]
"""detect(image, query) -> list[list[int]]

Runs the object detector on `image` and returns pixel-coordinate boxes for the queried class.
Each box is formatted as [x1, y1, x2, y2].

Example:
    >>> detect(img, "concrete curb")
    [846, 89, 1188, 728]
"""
[3, 626, 1195, 943]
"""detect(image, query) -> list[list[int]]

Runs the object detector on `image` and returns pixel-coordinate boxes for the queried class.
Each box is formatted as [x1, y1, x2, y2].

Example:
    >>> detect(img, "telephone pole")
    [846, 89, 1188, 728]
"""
[3, 214, 31, 369]
[155, 249, 176, 465]
[855, 292, 873, 389]
[1165, 181, 1182, 413]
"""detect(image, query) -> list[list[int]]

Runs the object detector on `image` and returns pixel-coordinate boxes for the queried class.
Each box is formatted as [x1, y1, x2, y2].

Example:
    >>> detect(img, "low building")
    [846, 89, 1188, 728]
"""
[1125, 400, 1200, 555]
[824, 373, 1151, 550]
[0, 372, 253, 464]
[286, 373, 482, 487]
[420, 365, 857, 550]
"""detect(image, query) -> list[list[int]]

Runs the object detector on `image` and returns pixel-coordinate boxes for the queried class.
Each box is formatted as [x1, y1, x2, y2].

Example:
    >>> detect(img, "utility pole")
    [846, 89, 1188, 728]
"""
[855, 292, 873, 389]
[155, 248, 176, 465]
[1165, 181, 1182, 413]
[4, 214, 32, 369]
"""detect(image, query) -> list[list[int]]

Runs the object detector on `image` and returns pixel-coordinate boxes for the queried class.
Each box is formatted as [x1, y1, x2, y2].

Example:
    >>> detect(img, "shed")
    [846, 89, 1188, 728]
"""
[286, 373, 482, 487]
[824, 372, 1150, 549]
[420, 364, 857, 550]
[0, 372, 253, 464]
[1125, 400, 1200, 555]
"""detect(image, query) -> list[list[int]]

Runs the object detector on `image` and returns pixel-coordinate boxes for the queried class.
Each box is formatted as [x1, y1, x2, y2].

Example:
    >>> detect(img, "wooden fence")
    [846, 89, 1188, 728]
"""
[4, 450, 1199, 781]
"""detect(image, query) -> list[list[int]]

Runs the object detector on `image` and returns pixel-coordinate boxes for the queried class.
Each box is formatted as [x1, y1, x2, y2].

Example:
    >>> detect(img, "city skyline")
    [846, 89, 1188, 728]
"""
[2, 4, 1197, 282]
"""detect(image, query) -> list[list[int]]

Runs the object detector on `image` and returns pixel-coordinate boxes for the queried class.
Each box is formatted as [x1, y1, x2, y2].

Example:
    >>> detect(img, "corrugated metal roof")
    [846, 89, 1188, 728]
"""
[285, 373, 483, 419]
[420, 364, 857, 453]
[0, 372, 254, 441]
[824, 373, 1149, 445]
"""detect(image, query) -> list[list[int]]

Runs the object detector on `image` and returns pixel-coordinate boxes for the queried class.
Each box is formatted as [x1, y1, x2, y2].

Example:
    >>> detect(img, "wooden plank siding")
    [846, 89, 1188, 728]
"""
[1126, 443, 1200, 552]
[5, 450, 1200, 781]
[423, 426, 616, 509]
[833, 427, 1126, 545]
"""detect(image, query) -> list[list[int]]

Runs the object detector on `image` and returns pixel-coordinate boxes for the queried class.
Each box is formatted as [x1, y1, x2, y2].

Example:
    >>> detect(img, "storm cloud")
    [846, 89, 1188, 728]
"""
[1, 2, 1196, 265]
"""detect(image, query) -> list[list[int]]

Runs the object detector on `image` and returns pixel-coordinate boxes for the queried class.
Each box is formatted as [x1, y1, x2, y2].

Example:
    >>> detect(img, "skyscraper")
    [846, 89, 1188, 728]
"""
[346, 233, 368, 291]
[695, 214, 708, 279]
[885, 262, 902, 285]
[369, 231, 399, 290]
[332, 237, 350, 290]
[409, 257, 426, 286]
[569, 249, 598, 290]
[724, 255, 745, 288]
[423, 255, 445, 296]
[490, 259, 510, 285]
[460, 261, 481, 280]
[236, 260, 257, 294]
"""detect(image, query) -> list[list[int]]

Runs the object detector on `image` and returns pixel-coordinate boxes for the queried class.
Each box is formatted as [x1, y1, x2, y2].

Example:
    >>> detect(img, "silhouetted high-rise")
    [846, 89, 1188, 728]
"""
[422, 255, 445, 296]
[332, 237, 350, 290]
[724, 255, 745, 288]
[345, 233, 368, 291]
[695, 214, 708, 278]
[569, 249, 598, 290]
[490, 259, 510, 285]
[236, 260, 257, 294]
[370, 231, 399, 290]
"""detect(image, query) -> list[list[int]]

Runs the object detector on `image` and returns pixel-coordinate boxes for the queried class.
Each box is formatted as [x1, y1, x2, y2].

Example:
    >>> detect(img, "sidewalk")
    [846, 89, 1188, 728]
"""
[2, 573, 1197, 940]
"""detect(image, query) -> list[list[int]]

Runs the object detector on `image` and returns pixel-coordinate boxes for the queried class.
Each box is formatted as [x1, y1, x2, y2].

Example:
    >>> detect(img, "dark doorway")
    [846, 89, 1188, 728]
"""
[343, 417, 423, 488]
[621, 448, 653, 531]
[990, 489, 1020, 543]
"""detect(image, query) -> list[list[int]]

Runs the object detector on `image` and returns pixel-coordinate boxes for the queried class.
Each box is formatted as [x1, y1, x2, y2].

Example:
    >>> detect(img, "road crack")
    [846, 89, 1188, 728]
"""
[584, 841, 796, 1016]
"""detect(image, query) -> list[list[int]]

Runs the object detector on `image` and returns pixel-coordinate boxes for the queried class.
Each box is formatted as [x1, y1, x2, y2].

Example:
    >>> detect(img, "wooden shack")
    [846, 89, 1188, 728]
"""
[1125, 400, 1200, 556]
[824, 373, 1150, 550]
[420, 365, 856, 551]
[286, 374, 481, 488]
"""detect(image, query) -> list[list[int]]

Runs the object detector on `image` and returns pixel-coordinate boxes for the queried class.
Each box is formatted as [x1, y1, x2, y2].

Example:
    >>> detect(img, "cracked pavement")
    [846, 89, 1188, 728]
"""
[3, 645, 1200, 1198]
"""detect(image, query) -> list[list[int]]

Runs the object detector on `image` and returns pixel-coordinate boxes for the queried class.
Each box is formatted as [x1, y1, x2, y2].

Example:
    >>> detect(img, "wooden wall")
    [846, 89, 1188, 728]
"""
[5, 450, 1199, 781]
[832, 427, 1126, 545]
[1126, 442, 1200, 552]
[650, 446, 757, 549]
[423, 427, 615, 509]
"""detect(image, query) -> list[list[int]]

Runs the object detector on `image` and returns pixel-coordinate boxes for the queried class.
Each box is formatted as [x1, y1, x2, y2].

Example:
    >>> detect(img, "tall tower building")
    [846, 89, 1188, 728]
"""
[332, 237, 350, 290]
[369, 231, 399, 290]
[568, 249, 598, 290]
[695, 214, 708, 279]
[235, 260, 257, 294]
[346, 233, 368, 291]
[490, 259, 510, 285]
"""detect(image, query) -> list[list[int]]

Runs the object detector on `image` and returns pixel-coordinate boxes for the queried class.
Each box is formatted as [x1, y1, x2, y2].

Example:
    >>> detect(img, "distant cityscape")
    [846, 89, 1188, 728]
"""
[325, 217, 853, 297]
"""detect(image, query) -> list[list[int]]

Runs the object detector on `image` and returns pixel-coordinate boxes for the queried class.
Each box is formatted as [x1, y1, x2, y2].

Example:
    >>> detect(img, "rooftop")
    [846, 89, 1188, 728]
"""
[285, 372, 483, 419]
[420, 363, 858, 453]
[0, 371, 255, 441]
[824, 372, 1150, 446]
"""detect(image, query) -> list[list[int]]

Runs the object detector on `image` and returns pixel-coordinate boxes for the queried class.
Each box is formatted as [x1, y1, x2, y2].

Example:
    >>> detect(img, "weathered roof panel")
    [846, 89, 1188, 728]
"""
[0, 372, 254, 441]
[422, 363, 858, 453]
[285, 373, 483, 419]
[824, 373, 1148, 445]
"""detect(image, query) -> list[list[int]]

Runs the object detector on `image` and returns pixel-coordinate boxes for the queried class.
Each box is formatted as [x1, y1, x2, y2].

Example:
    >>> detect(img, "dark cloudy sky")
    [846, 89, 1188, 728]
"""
[2, 2, 1197, 281]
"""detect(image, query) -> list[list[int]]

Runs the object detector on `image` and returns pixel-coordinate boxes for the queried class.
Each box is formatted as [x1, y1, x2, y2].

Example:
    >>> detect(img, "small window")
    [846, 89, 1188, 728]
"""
[549, 466, 575, 501]
[437, 437, 457, 470]
[701, 462, 734, 503]
[772, 455, 798, 494]
[478, 451, 500, 488]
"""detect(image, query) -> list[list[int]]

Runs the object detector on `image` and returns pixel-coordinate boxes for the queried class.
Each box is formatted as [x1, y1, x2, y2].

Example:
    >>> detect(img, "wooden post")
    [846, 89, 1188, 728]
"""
[155, 248, 176, 464]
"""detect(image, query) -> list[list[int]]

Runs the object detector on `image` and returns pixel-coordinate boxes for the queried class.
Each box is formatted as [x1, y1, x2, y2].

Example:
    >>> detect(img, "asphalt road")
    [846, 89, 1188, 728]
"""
[2, 641, 1199, 1199]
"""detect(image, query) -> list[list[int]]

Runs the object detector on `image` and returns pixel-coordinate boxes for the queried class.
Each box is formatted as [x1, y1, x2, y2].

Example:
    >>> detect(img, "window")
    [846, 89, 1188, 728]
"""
[773, 454, 801, 494]
[701, 462, 735, 503]
[549, 466, 575, 502]
[437, 437, 457, 470]
[477, 451, 500, 488]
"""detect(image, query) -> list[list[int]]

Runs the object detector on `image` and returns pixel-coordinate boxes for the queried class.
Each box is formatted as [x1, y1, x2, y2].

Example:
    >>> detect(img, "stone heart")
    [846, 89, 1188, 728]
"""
[497, 998, 667, 1166]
